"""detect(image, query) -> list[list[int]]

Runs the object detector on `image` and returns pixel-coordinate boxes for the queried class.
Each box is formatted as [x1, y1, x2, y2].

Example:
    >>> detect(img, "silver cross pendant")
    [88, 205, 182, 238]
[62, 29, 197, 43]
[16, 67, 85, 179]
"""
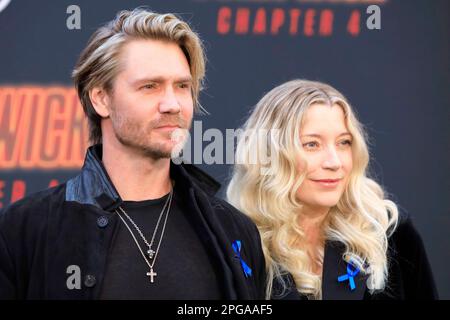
[147, 268, 157, 283]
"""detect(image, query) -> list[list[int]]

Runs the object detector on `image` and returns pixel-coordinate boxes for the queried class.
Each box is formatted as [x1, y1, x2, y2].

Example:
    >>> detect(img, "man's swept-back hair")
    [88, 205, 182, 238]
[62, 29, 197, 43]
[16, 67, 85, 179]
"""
[72, 8, 206, 144]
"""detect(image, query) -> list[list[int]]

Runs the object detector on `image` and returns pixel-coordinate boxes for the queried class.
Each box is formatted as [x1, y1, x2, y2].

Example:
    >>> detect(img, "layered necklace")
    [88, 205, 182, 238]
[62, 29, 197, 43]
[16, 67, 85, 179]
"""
[115, 182, 174, 283]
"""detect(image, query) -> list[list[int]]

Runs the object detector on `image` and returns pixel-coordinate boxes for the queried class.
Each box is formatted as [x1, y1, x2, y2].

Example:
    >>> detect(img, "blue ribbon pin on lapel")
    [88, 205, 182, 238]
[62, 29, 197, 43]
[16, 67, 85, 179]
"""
[232, 240, 252, 278]
[337, 259, 360, 291]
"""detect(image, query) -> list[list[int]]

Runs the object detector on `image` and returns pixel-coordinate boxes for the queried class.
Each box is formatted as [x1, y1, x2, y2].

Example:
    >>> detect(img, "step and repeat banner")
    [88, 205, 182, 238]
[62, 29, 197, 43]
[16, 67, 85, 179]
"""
[0, 0, 448, 297]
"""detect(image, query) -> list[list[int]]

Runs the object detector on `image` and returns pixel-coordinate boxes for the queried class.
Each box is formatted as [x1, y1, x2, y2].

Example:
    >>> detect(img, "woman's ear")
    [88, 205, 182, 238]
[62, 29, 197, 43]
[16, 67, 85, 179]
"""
[89, 87, 111, 118]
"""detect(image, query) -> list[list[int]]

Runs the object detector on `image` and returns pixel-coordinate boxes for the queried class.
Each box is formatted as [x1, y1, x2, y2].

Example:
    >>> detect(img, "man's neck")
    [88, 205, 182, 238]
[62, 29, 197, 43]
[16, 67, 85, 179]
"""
[101, 142, 172, 201]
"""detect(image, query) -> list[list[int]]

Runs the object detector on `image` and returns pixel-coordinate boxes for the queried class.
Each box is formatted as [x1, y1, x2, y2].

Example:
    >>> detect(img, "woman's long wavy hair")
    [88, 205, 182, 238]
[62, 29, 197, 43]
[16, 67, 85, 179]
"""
[227, 80, 399, 299]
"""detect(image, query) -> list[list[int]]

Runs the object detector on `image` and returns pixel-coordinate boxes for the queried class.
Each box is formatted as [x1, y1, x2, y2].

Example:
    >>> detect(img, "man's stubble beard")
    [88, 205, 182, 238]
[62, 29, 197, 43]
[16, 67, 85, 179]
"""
[111, 109, 191, 160]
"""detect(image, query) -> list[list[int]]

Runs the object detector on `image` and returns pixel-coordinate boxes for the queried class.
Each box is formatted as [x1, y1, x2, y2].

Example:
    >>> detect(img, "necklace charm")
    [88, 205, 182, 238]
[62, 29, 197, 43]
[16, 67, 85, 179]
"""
[147, 248, 155, 259]
[147, 268, 157, 283]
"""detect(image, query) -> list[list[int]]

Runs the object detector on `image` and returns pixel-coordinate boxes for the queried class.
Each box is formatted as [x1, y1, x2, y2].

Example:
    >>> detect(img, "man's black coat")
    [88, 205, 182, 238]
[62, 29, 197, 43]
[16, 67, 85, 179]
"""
[0, 145, 266, 299]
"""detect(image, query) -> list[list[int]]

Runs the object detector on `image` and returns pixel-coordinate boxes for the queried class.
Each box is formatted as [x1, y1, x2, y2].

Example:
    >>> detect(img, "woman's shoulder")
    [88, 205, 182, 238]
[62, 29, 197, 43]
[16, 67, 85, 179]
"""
[386, 208, 438, 299]
[389, 209, 424, 250]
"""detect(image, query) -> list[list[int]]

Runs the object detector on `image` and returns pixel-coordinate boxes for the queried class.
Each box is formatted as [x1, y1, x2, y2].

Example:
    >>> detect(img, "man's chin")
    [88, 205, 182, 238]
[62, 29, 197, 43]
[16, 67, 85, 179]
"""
[117, 135, 182, 160]
[141, 147, 172, 159]
[128, 142, 174, 160]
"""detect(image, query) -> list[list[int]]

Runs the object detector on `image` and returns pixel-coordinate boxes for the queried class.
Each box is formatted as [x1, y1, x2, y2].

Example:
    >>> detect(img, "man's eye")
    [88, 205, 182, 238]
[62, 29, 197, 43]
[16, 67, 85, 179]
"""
[141, 84, 156, 90]
[178, 83, 191, 89]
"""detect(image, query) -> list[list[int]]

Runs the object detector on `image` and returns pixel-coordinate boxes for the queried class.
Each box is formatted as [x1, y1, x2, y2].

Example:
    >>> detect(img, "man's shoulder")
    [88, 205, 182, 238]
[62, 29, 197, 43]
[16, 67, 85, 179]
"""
[0, 184, 66, 225]
[208, 196, 259, 232]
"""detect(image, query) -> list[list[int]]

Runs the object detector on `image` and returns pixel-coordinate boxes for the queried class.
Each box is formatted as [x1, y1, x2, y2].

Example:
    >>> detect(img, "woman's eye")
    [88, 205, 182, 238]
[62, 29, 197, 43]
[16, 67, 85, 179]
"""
[303, 141, 318, 149]
[340, 139, 353, 146]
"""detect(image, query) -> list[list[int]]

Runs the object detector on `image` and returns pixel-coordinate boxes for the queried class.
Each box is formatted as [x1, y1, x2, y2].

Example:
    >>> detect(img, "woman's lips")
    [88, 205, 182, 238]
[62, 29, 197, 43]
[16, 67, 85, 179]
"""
[311, 179, 342, 188]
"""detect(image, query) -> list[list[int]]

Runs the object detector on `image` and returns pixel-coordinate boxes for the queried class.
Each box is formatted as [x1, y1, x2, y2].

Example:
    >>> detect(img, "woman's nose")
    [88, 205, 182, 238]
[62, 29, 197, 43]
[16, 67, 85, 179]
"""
[322, 147, 341, 170]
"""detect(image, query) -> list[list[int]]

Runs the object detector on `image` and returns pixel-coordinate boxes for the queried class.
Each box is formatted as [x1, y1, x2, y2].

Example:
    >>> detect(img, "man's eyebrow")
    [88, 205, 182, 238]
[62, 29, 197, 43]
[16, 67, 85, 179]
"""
[174, 76, 193, 83]
[131, 76, 192, 85]
[300, 132, 352, 138]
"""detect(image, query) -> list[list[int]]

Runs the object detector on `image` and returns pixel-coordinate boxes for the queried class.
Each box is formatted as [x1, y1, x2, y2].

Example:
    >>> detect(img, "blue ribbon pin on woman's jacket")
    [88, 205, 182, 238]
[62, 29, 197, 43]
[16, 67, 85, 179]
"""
[232, 240, 252, 278]
[337, 259, 360, 291]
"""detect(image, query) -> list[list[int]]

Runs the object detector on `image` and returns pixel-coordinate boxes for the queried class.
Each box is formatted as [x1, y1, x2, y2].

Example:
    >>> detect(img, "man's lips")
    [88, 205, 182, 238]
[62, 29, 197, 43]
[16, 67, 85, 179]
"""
[155, 124, 181, 130]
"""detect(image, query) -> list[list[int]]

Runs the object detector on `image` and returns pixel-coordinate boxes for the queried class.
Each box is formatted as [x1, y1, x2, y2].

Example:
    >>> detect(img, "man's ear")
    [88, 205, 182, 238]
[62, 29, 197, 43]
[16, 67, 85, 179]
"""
[89, 87, 111, 118]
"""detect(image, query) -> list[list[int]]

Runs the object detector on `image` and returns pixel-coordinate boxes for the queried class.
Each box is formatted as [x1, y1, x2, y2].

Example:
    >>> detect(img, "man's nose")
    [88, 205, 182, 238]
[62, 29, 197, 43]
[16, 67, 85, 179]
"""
[159, 87, 181, 114]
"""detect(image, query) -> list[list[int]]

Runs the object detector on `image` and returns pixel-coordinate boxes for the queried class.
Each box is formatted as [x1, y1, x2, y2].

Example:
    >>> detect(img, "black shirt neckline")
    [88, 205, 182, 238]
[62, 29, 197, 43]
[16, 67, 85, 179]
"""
[121, 192, 171, 209]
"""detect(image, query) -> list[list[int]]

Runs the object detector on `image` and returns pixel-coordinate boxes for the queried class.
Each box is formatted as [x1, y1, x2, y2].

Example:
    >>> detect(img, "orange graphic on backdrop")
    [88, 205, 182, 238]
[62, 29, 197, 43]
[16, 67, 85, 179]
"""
[0, 86, 89, 169]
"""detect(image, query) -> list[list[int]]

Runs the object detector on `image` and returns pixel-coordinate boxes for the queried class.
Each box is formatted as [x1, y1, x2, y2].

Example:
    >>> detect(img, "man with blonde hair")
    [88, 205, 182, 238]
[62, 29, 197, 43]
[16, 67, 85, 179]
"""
[0, 8, 265, 299]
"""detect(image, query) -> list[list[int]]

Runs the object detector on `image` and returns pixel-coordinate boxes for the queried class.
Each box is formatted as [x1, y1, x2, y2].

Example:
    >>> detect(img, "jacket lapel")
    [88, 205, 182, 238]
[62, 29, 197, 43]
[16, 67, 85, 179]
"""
[322, 241, 367, 300]
[171, 163, 248, 299]
[192, 190, 251, 299]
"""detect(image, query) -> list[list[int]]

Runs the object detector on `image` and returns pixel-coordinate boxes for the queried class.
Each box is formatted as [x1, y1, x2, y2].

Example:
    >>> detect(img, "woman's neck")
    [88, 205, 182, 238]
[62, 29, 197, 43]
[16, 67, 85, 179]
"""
[296, 205, 330, 276]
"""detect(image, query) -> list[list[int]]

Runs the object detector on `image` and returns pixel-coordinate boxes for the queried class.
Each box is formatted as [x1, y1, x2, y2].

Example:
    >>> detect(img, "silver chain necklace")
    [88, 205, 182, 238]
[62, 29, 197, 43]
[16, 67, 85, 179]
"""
[115, 183, 174, 283]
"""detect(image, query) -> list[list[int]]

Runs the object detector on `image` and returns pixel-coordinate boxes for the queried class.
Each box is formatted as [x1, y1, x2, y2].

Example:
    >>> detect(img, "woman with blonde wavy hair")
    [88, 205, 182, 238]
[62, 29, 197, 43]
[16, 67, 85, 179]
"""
[227, 79, 437, 300]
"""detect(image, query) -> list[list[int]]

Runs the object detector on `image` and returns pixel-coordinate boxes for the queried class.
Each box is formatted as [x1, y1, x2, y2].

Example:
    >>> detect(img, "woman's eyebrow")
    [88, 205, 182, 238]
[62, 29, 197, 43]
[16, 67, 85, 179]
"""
[300, 132, 352, 138]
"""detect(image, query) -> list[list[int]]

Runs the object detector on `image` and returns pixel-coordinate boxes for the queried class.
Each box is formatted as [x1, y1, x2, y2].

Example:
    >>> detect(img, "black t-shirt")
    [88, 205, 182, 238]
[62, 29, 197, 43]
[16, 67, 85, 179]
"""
[99, 185, 223, 299]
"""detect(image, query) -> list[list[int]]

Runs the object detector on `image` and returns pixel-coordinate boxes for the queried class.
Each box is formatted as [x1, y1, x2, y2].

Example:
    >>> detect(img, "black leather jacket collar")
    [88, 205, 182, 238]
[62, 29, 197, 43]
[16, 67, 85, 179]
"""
[66, 144, 221, 211]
